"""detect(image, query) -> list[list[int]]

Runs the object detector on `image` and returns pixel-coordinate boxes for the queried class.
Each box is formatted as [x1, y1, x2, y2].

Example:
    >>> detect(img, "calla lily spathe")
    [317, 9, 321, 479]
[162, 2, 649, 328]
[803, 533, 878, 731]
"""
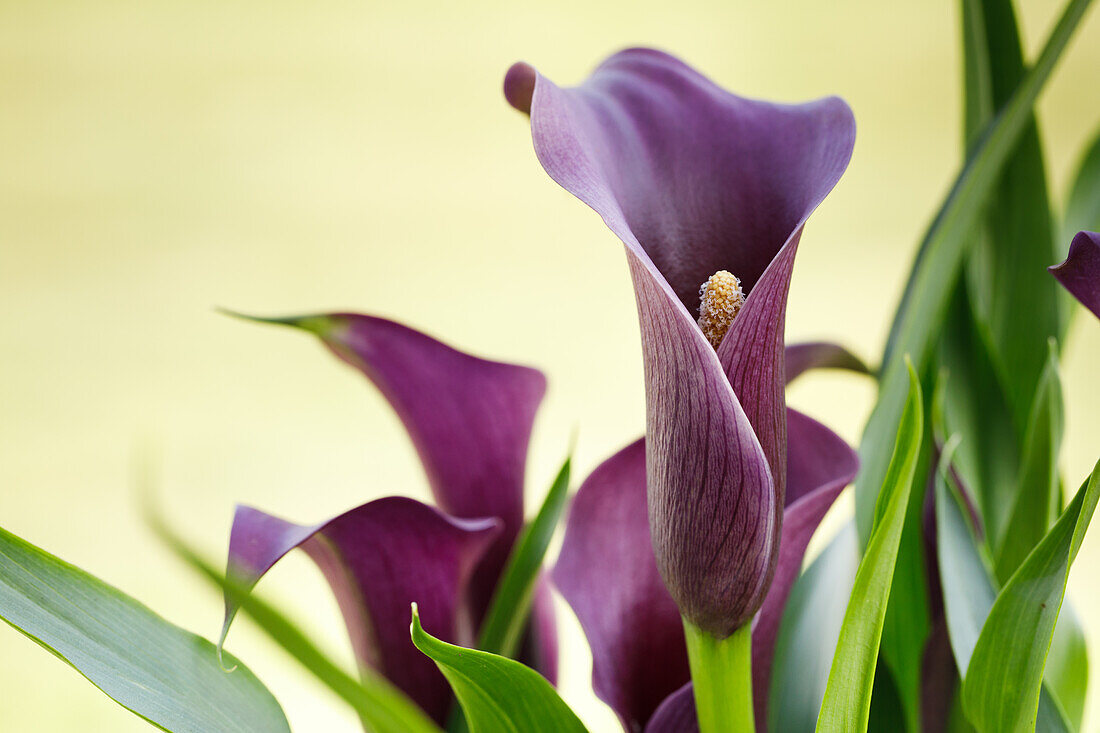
[1051, 230, 1100, 319]
[220, 314, 556, 725]
[552, 361, 859, 733]
[506, 48, 857, 637]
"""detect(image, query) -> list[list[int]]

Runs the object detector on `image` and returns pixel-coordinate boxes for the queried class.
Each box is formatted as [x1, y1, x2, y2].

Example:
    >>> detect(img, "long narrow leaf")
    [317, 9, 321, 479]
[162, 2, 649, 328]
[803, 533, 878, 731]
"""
[935, 449, 996, 674]
[477, 457, 570, 658]
[1045, 604, 1089, 729]
[0, 524, 290, 733]
[856, 0, 1094, 541]
[768, 523, 860, 733]
[994, 343, 1064, 580]
[962, 459, 1100, 732]
[933, 443, 1072, 732]
[411, 605, 587, 733]
[878, 389, 933, 732]
[960, 0, 1062, 425]
[816, 362, 923, 732]
[937, 282, 1020, 544]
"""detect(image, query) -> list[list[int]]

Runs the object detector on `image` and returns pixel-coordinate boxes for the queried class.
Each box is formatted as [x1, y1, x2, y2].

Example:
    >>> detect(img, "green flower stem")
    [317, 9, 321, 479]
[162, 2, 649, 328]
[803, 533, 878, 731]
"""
[683, 618, 755, 733]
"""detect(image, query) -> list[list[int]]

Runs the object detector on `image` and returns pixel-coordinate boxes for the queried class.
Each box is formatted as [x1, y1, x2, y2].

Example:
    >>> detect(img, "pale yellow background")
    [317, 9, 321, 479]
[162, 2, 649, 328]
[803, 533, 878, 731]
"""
[1, 1, 1098, 731]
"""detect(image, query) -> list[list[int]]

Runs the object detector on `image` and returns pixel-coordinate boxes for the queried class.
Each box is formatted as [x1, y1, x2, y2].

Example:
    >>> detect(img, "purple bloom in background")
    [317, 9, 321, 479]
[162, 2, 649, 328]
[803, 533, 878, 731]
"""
[1050, 230, 1100, 319]
[219, 314, 556, 724]
[552, 359, 858, 733]
[506, 48, 856, 637]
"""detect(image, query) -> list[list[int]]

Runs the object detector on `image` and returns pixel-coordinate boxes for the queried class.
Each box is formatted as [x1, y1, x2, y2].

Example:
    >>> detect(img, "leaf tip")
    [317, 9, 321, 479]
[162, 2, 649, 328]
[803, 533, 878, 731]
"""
[409, 601, 422, 641]
[216, 308, 337, 338]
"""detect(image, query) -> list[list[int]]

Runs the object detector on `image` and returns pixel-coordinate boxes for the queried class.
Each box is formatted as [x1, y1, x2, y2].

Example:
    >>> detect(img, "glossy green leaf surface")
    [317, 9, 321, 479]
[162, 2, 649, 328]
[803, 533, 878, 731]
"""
[933, 426, 1071, 733]
[962, 460, 1100, 732]
[867, 665, 907, 732]
[477, 457, 570, 658]
[0, 524, 289, 733]
[146, 507, 441, 733]
[411, 605, 587, 733]
[1046, 604, 1088, 729]
[817, 364, 923, 732]
[995, 344, 1064, 581]
[768, 523, 860, 733]
[937, 282, 1020, 545]
[935, 450, 996, 674]
[856, 0, 1093, 543]
[878, 399, 932, 732]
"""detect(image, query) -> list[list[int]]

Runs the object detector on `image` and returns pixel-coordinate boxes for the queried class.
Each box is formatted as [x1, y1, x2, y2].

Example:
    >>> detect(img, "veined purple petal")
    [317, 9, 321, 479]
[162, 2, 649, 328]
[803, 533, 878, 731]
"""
[750, 408, 858, 724]
[222, 497, 501, 724]
[279, 313, 545, 623]
[556, 411, 853, 731]
[1050, 231, 1100, 319]
[785, 342, 871, 385]
[717, 238, 799, 531]
[552, 439, 688, 732]
[643, 413, 858, 733]
[630, 250, 777, 637]
[508, 48, 855, 636]
[506, 48, 856, 314]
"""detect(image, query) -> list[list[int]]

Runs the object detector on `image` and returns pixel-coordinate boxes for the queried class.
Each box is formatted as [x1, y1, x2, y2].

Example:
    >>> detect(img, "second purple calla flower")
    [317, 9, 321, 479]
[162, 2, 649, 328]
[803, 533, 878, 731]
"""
[219, 314, 557, 725]
[506, 48, 857, 637]
[1050, 230, 1100, 320]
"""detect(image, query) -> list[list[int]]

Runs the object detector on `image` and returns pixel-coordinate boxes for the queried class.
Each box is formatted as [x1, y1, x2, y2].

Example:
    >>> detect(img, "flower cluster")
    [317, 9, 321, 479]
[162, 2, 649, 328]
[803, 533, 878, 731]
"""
[2, 8, 1098, 733]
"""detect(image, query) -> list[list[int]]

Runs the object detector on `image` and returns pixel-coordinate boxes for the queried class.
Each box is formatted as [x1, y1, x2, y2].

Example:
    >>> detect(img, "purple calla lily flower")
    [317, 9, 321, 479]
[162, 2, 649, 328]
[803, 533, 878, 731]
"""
[1050, 231, 1100, 319]
[219, 313, 557, 724]
[553, 359, 858, 732]
[225, 498, 501, 722]
[506, 48, 856, 637]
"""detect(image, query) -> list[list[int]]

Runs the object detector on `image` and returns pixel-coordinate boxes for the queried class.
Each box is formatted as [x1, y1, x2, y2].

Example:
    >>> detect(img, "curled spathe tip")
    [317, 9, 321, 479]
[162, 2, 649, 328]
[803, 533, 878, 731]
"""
[503, 62, 536, 114]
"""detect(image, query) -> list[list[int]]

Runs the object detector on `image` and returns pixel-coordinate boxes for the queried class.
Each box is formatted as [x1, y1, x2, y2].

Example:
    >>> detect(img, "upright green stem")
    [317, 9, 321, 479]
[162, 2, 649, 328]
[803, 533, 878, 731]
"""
[682, 618, 755, 733]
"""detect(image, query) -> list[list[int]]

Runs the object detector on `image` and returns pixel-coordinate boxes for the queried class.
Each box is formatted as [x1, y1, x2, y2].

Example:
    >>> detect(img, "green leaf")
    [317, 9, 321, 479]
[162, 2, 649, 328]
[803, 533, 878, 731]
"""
[934, 442, 996, 674]
[878, 387, 933, 732]
[1046, 603, 1088, 729]
[856, 0, 1093, 543]
[867, 664, 908, 732]
[1036, 693, 1073, 733]
[994, 343, 1064, 581]
[477, 457, 570, 658]
[933, 423, 1071, 733]
[960, 0, 1062, 427]
[768, 523, 860, 733]
[410, 605, 588, 733]
[937, 282, 1020, 544]
[145, 506, 441, 733]
[962, 459, 1100, 732]
[0, 524, 289, 733]
[817, 363, 923, 732]
[1063, 124, 1100, 241]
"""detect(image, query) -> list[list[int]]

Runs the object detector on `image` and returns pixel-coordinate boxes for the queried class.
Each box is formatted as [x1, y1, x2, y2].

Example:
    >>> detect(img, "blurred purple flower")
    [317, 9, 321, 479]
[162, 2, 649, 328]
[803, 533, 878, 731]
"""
[219, 314, 555, 724]
[1050, 230, 1100, 319]
[506, 48, 856, 637]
